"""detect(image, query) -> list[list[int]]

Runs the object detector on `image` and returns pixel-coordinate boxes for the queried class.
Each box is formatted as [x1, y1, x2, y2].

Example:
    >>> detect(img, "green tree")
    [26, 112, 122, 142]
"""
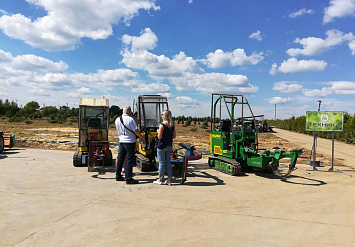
[21, 101, 40, 116]
[0, 99, 20, 117]
[41, 106, 59, 117]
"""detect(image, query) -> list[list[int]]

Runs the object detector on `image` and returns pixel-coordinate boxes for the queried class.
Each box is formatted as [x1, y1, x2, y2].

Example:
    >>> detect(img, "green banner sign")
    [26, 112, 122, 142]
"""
[306, 111, 343, 131]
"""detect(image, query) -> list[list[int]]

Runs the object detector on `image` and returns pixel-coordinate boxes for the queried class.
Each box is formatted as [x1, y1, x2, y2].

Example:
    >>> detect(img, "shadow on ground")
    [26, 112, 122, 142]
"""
[0, 148, 21, 159]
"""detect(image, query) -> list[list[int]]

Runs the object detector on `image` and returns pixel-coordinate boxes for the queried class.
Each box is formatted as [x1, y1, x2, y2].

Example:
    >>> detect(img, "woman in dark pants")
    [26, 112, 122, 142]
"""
[153, 110, 176, 185]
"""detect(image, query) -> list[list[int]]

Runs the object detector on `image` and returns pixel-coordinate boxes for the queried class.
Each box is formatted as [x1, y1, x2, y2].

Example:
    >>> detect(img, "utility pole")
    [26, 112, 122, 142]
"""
[274, 103, 277, 120]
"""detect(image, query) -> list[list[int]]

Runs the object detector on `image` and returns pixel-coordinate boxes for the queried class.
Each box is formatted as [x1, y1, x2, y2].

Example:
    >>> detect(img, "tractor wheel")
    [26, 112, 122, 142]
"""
[73, 151, 83, 167]
[0, 135, 4, 153]
[104, 150, 113, 167]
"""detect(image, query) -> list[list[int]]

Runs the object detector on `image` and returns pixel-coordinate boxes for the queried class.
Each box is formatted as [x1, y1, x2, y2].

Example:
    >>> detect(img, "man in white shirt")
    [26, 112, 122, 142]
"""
[115, 106, 145, 184]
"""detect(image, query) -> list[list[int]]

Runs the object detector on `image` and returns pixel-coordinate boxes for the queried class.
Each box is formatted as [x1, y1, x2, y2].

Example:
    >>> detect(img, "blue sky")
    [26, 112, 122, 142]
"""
[0, 0, 354, 119]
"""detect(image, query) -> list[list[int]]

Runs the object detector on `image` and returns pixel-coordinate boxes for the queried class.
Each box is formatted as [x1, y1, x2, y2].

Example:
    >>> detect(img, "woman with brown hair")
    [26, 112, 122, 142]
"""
[153, 110, 176, 185]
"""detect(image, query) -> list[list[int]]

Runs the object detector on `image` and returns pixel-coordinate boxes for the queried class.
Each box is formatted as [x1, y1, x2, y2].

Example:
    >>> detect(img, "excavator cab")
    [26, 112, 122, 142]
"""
[135, 95, 169, 171]
[73, 98, 112, 171]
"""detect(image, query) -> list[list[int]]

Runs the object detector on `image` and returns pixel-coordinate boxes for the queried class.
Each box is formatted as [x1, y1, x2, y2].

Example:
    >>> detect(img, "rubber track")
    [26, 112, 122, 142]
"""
[208, 156, 242, 176]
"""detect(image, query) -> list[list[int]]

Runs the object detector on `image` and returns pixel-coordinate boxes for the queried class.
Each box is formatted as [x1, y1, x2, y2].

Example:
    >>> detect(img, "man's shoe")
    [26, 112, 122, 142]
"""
[126, 179, 139, 184]
[116, 176, 125, 181]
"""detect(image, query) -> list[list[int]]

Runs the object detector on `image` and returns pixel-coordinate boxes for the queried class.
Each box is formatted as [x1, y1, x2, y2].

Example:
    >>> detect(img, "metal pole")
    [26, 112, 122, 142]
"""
[329, 131, 335, 171]
[312, 131, 317, 170]
[274, 104, 276, 120]
[312, 100, 322, 170]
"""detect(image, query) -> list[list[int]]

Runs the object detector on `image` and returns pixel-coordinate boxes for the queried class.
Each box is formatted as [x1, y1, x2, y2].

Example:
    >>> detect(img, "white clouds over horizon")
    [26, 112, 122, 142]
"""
[0, 0, 160, 51]
[272, 80, 355, 98]
[121, 29, 259, 94]
[0, 48, 147, 97]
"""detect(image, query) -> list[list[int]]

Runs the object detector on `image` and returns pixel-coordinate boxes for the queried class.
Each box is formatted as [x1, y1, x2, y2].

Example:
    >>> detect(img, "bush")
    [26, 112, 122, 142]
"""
[25, 120, 32, 124]
[185, 119, 192, 126]
[191, 127, 198, 132]
[202, 120, 209, 127]
[200, 125, 207, 129]
[9, 117, 25, 122]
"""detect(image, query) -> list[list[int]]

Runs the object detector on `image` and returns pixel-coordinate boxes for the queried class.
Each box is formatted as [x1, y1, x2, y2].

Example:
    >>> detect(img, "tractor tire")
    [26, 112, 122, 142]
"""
[73, 151, 83, 167]
[104, 150, 113, 167]
[0, 135, 4, 153]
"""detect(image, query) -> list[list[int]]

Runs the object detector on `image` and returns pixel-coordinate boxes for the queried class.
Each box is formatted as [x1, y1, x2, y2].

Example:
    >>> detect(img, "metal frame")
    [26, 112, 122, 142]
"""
[137, 95, 169, 132]
[210, 93, 259, 149]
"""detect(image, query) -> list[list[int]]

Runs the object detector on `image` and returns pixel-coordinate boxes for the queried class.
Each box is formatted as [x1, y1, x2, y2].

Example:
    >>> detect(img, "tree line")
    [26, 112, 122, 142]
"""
[267, 114, 355, 144]
[0, 98, 123, 124]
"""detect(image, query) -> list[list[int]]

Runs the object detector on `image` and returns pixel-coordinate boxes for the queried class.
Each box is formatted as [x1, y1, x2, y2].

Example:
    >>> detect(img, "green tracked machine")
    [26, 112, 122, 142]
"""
[208, 94, 302, 178]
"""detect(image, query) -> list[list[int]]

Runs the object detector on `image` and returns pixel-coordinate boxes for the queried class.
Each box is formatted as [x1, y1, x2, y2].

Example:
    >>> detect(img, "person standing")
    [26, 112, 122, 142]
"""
[115, 106, 145, 184]
[153, 110, 176, 186]
[115, 116, 139, 174]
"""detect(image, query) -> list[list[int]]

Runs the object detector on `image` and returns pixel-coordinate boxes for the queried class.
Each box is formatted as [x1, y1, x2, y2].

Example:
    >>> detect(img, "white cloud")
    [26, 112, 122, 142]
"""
[0, 50, 12, 62]
[286, 29, 355, 56]
[269, 63, 278, 76]
[170, 72, 258, 94]
[29, 88, 50, 96]
[0, 0, 160, 51]
[122, 28, 158, 51]
[302, 88, 332, 97]
[249, 30, 262, 41]
[202, 48, 264, 68]
[158, 93, 172, 98]
[131, 82, 170, 93]
[349, 39, 355, 55]
[77, 87, 93, 94]
[122, 50, 204, 78]
[121, 28, 259, 95]
[270, 58, 327, 75]
[329, 81, 355, 94]
[12, 54, 68, 72]
[289, 8, 314, 18]
[273, 81, 303, 93]
[323, 0, 355, 24]
[176, 96, 200, 108]
[188, 0, 193, 4]
[176, 96, 198, 104]
[0, 49, 147, 101]
[269, 97, 295, 104]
